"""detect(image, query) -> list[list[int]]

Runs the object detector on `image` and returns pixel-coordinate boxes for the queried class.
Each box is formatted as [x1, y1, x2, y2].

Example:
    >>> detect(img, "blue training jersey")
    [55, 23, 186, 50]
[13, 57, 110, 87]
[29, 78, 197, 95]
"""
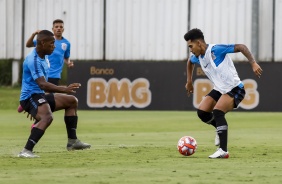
[190, 44, 235, 66]
[33, 37, 70, 78]
[20, 49, 50, 101]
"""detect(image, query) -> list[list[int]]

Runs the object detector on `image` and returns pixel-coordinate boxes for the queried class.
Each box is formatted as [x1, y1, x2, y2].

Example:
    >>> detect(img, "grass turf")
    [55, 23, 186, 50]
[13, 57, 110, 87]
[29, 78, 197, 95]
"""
[0, 86, 281, 183]
[0, 110, 282, 184]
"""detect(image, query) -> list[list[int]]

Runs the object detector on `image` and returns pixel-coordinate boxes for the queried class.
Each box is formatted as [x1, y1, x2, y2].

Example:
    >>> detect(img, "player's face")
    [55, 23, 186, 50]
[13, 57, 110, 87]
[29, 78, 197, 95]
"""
[187, 40, 201, 57]
[52, 23, 64, 38]
[42, 37, 55, 55]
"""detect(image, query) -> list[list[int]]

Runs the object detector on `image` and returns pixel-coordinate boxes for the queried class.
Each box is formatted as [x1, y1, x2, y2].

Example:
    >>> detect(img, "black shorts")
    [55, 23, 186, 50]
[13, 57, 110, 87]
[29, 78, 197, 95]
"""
[20, 93, 56, 118]
[207, 86, 246, 108]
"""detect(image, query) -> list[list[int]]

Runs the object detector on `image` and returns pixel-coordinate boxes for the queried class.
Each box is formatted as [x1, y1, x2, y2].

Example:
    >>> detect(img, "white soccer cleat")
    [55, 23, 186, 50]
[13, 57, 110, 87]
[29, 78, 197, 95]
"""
[208, 148, 229, 159]
[18, 148, 40, 158]
[215, 132, 220, 146]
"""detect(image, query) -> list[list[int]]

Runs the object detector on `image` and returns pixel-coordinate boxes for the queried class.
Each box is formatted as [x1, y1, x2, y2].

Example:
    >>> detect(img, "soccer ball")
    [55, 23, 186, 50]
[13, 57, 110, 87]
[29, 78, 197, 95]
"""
[177, 136, 197, 156]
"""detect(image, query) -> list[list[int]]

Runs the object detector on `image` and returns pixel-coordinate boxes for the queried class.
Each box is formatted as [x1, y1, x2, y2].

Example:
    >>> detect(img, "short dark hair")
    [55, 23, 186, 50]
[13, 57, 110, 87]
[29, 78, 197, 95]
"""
[37, 30, 54, 41]
[184, 28, 204, 41]
[53, 19, 64, 25]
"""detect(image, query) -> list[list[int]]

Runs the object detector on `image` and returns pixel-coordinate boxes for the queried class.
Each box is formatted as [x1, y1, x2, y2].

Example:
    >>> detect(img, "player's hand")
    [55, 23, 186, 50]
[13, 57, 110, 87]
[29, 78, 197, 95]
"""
[66, 83, 81, 93]
[185, 81, 194, 97]
[33, 30, 41, 36]
[67, 61, 74, 68]
[251, 62, 263, 78]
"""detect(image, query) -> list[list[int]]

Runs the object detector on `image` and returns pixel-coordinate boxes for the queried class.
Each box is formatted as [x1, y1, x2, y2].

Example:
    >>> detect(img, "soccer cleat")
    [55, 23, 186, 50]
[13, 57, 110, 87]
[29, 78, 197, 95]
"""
[17, 105, 24, 113]
[18, 148, 40, 158]
[67, 139, 91, 151]
[215, 132, 220, 146]
[208, 148, 229, 159]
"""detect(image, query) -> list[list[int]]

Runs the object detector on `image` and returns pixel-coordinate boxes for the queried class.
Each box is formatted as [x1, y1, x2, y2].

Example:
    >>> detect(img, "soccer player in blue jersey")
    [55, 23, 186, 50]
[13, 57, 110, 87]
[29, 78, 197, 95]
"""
[18, 30, 90, 158]
[19, 19, 74, 128]
[184, 28, 263, 159]
[18, 19, 73, 113]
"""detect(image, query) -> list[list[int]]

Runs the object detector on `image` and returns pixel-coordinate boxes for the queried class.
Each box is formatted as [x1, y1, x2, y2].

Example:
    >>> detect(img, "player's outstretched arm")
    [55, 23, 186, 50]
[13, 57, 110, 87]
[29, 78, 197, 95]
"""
[234, 44, 263, 78]
[36, 76, 80, 93]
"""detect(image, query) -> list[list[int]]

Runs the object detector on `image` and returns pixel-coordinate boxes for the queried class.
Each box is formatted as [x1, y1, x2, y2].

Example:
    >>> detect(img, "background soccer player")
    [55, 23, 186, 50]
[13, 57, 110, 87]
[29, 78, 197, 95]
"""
[184, 28, 263, 159]
[26, 19, 73, 85]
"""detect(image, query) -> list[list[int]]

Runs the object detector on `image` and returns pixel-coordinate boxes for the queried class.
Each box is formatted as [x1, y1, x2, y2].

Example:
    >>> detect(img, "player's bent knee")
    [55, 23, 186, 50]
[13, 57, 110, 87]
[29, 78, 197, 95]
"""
[46, 114, 54, 123]
[65, 95, 78, 108]
[71, 96, 78, 105]
[197, 109, 214, 124]
[74, 96, 78, 104]
[40, 114, 53, 126]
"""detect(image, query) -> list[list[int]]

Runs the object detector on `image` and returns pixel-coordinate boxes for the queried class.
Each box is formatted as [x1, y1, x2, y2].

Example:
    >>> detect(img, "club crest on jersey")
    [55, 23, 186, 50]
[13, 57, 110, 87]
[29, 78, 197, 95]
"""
[211, 52, 216, 60]
[61, 43, 67, 51]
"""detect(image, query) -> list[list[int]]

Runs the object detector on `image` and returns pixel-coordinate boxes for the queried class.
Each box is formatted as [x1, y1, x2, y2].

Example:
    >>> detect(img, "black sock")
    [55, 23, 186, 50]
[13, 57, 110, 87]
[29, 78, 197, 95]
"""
[213, 109, 228, 152]
[64, 116, 78, 139]
[24, 127, 45, 151]
[210, 119, 217, 128]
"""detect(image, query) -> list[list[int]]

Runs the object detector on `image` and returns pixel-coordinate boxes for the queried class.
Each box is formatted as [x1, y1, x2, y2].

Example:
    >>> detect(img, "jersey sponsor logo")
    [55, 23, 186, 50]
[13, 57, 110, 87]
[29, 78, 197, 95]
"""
[193, 79, 259, 110]
[61, 43, 67, 51]
[87, 78, 151, 108]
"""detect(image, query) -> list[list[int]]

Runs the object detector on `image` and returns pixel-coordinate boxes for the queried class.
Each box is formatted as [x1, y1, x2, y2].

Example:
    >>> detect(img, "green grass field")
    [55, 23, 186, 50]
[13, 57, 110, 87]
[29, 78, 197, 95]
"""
[0, 87, 282, 184]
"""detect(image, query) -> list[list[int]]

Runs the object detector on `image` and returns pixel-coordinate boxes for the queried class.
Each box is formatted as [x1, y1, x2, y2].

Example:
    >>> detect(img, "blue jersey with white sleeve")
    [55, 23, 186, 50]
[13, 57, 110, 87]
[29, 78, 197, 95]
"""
[20, 49, 50, 101]
[33, 37, 70, 78]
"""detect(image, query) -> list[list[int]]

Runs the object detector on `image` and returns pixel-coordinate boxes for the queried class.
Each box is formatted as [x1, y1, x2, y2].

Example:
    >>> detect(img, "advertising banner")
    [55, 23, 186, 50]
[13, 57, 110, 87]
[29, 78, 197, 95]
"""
[67, 61, 282, 111]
